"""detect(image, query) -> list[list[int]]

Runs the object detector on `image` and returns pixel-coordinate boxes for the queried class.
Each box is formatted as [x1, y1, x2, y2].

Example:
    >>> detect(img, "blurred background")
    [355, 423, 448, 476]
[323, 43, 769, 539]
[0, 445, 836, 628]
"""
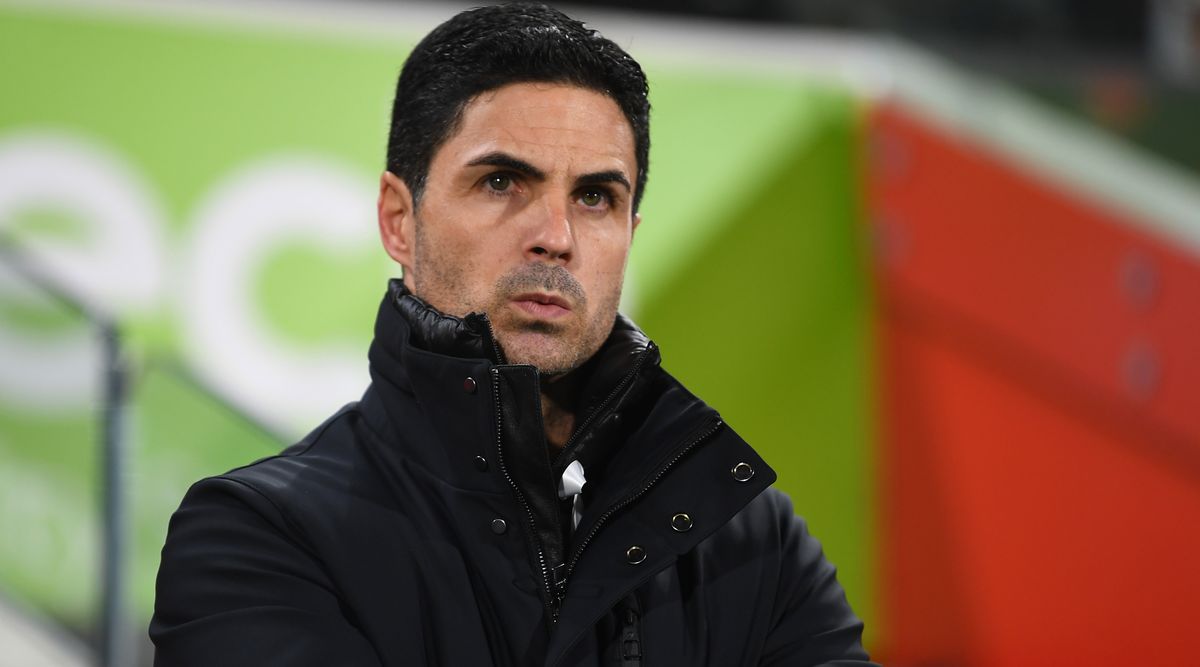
[1, 0, 1198, 665]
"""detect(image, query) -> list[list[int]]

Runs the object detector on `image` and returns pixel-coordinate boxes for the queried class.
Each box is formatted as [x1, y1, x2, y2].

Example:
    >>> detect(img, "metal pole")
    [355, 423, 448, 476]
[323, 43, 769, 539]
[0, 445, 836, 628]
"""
[98, 321, 131, 667]
[0, 237, 282, 664]
[0, 236, 129, 665]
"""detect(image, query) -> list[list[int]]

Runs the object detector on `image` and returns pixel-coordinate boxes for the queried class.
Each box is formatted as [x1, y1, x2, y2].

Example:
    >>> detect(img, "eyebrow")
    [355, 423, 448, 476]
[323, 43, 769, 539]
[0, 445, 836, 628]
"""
[577, 170, 631, 193]
[465, 152, 546, 181]
[465, 151, 631, 193]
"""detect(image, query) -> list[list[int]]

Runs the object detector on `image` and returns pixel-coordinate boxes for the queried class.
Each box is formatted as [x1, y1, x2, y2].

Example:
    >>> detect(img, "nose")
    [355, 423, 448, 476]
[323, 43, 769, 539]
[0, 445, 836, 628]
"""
[525, 198, 574, 265]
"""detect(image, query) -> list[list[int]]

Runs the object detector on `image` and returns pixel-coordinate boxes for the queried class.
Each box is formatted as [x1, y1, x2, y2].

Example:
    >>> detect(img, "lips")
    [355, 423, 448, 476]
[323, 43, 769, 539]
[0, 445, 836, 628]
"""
[511, 292, 572, 319]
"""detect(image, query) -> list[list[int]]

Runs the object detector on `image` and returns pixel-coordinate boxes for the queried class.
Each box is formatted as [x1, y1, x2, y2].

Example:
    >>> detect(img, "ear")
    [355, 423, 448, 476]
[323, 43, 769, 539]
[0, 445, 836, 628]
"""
[377, 171, 416, 276]
[632, 211, 642, 236]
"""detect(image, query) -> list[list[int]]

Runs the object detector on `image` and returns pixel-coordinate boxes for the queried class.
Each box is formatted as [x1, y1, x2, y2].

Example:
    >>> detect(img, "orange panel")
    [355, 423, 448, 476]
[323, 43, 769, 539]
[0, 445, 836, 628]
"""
[869, 102, 1200, 665]
[869, 104, 1200, 445]
[879, 307, 1200, 665]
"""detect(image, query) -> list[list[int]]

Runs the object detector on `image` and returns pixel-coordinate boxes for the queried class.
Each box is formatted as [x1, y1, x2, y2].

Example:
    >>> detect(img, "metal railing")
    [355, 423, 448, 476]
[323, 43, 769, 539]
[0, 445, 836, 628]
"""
[0, 236, 131, 667]
[0, 235, 287, 666]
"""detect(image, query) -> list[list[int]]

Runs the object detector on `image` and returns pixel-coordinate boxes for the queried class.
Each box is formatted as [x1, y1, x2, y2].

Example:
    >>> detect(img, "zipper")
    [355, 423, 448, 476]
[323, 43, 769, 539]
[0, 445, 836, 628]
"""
[557, 416, 725, 605]
[480, 315, 506, 364]
[619, 596, 642, 667]
[557, 342, 656, 462]
[548, 341, 655, 620]
[490, 367, 556, 620]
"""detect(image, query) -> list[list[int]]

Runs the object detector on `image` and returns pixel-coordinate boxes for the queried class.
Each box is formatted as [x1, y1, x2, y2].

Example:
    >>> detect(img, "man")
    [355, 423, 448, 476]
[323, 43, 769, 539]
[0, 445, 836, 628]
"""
[151, 4, 875, 665]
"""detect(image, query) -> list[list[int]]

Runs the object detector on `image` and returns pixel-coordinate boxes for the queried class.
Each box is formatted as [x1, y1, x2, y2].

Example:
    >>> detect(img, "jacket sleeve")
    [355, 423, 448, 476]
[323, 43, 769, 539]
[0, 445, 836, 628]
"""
[759, 492, 879, 667]
[150, 476, 383, 667]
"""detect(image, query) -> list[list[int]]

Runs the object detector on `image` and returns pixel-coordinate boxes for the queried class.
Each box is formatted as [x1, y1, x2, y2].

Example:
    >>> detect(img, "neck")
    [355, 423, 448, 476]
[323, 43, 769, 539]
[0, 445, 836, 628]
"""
[540, 370, 581, 451]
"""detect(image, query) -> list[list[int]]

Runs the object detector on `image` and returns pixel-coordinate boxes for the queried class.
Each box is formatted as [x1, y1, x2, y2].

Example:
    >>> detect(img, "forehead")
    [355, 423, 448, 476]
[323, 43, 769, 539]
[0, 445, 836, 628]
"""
[434, 82, 637, 174]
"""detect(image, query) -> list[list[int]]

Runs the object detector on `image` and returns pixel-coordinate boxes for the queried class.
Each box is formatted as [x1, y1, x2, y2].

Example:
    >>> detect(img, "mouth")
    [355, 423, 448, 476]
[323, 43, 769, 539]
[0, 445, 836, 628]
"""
[510, 292, 573, 319]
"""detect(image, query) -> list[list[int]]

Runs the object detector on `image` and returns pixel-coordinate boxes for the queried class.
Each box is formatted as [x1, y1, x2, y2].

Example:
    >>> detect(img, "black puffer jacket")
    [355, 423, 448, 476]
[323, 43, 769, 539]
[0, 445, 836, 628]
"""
[151, 280, 875, 666]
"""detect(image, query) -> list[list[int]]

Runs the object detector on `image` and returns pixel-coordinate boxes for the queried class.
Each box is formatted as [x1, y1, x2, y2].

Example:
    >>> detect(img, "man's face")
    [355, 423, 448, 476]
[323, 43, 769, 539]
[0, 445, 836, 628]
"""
[379, 82, 641, 374]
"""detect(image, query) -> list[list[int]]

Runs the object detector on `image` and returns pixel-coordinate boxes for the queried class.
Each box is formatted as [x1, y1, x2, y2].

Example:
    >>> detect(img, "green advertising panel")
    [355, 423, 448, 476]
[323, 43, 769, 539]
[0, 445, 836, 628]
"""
[0, 1, 873, 649]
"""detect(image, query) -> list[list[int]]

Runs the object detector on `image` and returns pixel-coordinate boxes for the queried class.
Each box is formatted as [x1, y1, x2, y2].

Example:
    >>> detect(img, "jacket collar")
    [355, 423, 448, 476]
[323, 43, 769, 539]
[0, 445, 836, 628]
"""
[372, 278, 499, 371]
[367, 278, 663, 473]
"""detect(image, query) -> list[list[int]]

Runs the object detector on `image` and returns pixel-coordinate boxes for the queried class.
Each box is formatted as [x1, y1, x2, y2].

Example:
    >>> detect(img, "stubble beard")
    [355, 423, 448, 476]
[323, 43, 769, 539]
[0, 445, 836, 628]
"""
[411, 222, 622, 376]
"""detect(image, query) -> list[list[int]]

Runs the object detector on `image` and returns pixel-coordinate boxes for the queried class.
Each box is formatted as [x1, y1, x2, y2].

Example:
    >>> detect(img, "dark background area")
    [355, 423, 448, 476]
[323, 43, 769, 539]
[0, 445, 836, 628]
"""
[555, 0, 1199, 175]
[570, 0, 1147, 51]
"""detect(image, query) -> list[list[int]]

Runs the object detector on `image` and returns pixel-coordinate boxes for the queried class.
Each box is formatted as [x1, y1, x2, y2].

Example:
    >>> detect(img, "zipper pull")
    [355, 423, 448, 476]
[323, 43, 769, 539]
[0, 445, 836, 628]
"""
[549, 562, 567, 623]
[620, 597, 642, 666]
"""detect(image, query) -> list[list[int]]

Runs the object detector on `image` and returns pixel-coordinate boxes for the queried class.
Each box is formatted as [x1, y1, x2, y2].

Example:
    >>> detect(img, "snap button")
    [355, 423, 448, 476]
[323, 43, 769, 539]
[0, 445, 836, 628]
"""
[491, 518, 507, 534]
[463, 376, 478, 394]
[625, 545, 646, 564]
[731, 462, 754, 482]
[474, 455, 488, 472]
[671, 513, 693, 532]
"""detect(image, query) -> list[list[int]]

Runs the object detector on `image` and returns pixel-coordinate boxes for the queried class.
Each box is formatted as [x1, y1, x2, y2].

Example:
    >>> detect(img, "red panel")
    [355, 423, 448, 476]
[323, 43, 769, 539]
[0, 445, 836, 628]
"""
[869, 102, 1200, 665]
[869, 104, 1200, 445]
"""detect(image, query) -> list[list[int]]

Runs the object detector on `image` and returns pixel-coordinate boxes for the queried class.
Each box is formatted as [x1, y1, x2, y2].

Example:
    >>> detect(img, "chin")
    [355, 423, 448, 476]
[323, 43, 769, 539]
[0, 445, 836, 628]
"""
[504, 344, 573, 374]
[499, 331, 585, 375]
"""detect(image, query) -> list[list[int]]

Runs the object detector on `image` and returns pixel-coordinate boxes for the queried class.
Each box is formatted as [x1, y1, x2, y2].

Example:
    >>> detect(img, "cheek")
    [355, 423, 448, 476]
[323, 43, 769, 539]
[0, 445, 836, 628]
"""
[420, 213, 509, 279]
[580, 234, 633, 299]
[591, 227, 633, 273]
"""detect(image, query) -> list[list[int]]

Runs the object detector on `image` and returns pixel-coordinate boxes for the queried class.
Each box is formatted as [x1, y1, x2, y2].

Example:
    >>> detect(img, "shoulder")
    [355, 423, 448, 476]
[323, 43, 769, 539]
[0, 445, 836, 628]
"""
[741, 486, 801, 523]
[174, 401, 385, 535]
[703, 488, 873, 662]
[690, 485, 851, 621]
[223, 402, 373, 493]
[701, 486, 816, 561]
[151, 403, 388, 665]
[156, 402, 390, 601]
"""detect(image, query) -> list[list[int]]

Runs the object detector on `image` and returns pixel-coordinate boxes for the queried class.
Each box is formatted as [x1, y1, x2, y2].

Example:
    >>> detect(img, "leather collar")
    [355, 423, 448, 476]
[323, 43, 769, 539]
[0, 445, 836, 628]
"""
[373, 277, 663, 474]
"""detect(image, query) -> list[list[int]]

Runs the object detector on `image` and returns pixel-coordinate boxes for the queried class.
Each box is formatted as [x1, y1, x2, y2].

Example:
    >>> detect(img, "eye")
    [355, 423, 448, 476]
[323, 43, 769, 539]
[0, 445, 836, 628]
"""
[579, 189, 608, 209]
[484, 173, 513, 193]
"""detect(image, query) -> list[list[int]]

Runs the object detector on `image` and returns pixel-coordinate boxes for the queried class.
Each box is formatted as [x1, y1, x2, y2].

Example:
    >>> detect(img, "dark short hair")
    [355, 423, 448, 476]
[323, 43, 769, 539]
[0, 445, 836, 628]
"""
[386, 2, 651, 212]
